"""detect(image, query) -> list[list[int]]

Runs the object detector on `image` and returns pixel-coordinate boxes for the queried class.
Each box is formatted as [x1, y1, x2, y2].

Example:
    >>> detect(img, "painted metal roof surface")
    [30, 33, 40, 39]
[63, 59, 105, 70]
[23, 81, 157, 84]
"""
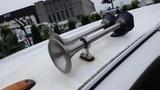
[96, 31, 160, 90]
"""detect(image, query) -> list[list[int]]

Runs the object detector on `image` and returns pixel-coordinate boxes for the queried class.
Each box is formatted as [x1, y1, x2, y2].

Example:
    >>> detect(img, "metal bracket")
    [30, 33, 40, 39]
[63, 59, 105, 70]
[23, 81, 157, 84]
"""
[80, 38, 95, 62]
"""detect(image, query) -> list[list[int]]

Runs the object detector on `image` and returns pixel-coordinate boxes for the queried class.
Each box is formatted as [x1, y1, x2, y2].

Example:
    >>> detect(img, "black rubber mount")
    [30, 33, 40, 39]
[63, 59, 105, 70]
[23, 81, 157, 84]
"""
[111, 11, 134, 37]
[80, 53, 95, 62]
[80, 38, 95, 62]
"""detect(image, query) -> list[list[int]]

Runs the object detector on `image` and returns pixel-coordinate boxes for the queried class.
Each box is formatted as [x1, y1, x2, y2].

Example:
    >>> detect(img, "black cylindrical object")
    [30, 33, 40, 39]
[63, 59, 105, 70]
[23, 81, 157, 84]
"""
[102, 13, 116, 29]
[111, 12, 134, 37]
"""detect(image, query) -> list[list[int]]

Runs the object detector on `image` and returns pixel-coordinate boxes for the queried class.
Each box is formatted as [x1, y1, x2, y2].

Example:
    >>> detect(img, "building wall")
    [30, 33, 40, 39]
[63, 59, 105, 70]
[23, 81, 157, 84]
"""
[35, 0, 95, 23]
[35, 1, 50, 23]
[35, 0, 74, 23]
[81, 0, 96, 15]
[71, 0, 84, 16]
[0, 0, 95, 27]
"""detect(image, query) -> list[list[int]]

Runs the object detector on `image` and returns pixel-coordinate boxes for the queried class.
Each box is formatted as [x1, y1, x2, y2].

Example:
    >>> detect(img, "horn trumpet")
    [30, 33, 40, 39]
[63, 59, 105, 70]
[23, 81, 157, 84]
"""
[51, 13, 116, 45]
[48, 12, 134, 73]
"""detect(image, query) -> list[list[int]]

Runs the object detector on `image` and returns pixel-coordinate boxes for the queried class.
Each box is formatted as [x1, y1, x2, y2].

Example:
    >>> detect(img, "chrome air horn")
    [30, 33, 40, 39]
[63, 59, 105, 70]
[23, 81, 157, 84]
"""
[48, 12, 134, 73]
[50, 13, 116, 45]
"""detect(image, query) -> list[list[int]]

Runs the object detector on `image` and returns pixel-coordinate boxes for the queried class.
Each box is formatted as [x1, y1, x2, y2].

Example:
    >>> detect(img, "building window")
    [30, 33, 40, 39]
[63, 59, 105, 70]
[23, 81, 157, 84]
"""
[45, 6, 49, 13]
[69, 8, 74, 17]
[61, 0, 67, 8]
[52, 3, 56, 11]
[56, 12, 61, 21]
[48, 14, 53, 23]
[61, 11, 66, 20]
[49, 3, 55, 12]
[54, 1, 59, 10]
[65, 9, 70, 18]
[57, 0, 64, 9]
[52, 13, 57, 22]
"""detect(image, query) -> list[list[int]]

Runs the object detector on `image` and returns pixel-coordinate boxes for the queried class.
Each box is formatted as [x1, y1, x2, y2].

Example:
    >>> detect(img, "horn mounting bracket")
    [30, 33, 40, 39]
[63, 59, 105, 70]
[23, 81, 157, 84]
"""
[80, 38, 95, 62]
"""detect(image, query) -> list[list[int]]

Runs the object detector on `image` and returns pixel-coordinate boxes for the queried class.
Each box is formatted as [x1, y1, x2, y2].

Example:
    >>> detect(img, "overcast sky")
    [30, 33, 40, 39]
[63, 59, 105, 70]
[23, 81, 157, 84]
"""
[0, 0, 132, 15]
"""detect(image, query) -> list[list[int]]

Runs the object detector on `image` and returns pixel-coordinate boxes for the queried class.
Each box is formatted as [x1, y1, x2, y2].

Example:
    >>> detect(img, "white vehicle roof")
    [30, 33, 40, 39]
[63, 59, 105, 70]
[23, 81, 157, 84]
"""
[96, 30, 160, 90]
[1, 4, 160, 90]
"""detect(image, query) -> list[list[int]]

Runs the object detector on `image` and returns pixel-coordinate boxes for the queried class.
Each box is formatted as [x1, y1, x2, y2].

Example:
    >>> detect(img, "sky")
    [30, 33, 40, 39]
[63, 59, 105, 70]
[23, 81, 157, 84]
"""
[0, 0, 133, 15]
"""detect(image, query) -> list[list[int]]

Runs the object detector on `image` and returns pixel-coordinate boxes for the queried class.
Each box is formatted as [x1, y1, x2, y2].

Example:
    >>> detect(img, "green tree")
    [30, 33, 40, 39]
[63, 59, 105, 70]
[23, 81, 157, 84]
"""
[122, 5, 128, 11]
[68, 19, 76, 30]
[31, 24, 42, 44]
[80, 15, 91, 26]
[154, 0, 160, 3]
[94, 13, 102, 21]
[43, 27, 49, 40]
[54, 24, 61, 34]
[89, 14, 96, 22]
[38, 25, 50, 40]
[131, 0, 139, 9]
[89, 13, 101, 22]
[0, 26, 22, 59]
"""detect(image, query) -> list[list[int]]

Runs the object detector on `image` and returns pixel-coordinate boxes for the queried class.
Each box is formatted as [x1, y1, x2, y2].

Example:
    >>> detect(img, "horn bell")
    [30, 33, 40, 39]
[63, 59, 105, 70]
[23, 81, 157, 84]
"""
[50, 33, 64, 44]
[48, 39, 72, 73]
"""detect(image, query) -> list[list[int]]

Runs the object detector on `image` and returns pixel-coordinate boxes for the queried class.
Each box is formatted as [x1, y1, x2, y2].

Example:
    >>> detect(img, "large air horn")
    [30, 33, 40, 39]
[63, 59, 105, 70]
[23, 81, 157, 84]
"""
[48, 12, 134, 73]
[50, 13, 116, 45]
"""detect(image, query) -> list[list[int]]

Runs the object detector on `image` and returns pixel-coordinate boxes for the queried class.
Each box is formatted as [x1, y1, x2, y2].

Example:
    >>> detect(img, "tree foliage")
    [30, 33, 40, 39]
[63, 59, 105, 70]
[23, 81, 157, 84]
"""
[154, 0, 160, 3]
[121, 0, 139, 11]
[54, 24, 62, 34]
[43, 27, 49, 40]
[0, 26, 22, 59]
[80, 15, 91, 26]
[68, 19, 76, 30]
[89, 14, 96, 22]
[89, 13, 102, 22]
[38, 25, 49, 40]
[131, 0, 139, 9]
[122, 5, 130, 11]
[31, 24, 42, 44]
[94, 13, 102, 20]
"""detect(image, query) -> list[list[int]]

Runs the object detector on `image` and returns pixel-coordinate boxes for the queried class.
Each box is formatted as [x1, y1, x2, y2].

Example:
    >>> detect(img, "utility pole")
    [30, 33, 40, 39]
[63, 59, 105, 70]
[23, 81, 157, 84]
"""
[111, 0, 114, 9]
[102, 0, 115, 9]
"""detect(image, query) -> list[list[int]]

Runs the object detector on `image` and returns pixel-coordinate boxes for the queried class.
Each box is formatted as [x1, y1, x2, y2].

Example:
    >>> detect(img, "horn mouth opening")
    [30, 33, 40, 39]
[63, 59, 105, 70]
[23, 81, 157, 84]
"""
[48, 39, 72, 73]
[49, 33, 64, 45]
